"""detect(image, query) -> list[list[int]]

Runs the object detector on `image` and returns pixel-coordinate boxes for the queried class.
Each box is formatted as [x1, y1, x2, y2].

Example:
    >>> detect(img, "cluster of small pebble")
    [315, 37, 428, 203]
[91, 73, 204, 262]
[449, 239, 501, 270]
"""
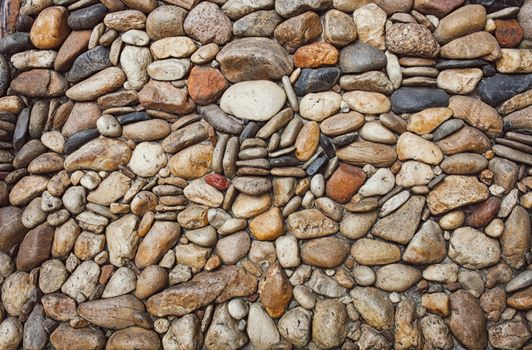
[0, 0, 531, 349]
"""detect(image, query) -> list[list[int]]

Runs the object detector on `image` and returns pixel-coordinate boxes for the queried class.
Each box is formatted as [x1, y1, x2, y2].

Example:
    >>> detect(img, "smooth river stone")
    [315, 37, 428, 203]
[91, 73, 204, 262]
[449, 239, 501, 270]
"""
[286, 209, 338, 239]
[66, 67, 126, 101]
[448, 95, 503, 137]
[293, 68, 341, 96]
[440, 31, 502, 62]
[433, 5, 487, 44]
[337, 140, 397, 167]
[391, 88, 449, 114]
[427, 175, 489, 215]
[64, 138, 132, 172]
[477, 73, 532, 106]
[220, 80, 286, 121]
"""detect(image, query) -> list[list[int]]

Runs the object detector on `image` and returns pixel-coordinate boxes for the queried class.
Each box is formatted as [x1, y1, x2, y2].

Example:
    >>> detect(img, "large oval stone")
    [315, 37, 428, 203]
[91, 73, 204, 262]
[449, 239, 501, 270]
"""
[64, 137, 132, 172]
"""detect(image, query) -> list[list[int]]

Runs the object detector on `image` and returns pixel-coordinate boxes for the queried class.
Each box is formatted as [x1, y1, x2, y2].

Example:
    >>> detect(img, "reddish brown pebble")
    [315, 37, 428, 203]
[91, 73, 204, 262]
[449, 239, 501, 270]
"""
[293, 42, 339, 68]
[494, 19, 524, 48]
[325, 163, 366, 204]
[465, 197, 501, 228]
[187, 66, 229, 105]
[204, 173, 229, 191]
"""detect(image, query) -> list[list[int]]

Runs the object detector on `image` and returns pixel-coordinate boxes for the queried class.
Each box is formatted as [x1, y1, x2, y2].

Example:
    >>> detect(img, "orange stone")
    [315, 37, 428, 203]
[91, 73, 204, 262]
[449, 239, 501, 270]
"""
[495, 19, 524, 48]
[258, 262, 292, 318]
[294, 121, 320, 161]
[293, 42, 339, 68]
[325, 163, 366, 203]
[30, 6, 71, 49]
[249, 207, 284, 241]
[187, 66, 228, 105]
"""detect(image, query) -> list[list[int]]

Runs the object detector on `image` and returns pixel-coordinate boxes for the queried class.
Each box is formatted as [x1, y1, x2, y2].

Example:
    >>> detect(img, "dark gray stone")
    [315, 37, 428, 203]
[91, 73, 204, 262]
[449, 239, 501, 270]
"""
[435, 59, 488, 70]
[64, 129, 100, 154]
[391, 87, 449, 114]
[66, 46, 111, 83]
[339, 42, 387, 74]
[432, 119, 465, 142]
[332, 132, 358, 147]
[13, 140, 47, 169]
[239, 121, 260, 143]
[198, 104, 244, 135]
[0, 33, 33, 56]
[0, 54, 10, 96]
[319, 134, 336, 158]
[478, 74, 532, 107]
[16, 15, 34, 32]
[294, 68, 341, 96]
[470, 0, 524, 13]
[117, 112, 150, 125]
[270, 155, 299, 167]
[481, 64, 497, 77]
[306, 154, 328, 176]
[68, 4, 108, 30]
[13, 108, 30, 151]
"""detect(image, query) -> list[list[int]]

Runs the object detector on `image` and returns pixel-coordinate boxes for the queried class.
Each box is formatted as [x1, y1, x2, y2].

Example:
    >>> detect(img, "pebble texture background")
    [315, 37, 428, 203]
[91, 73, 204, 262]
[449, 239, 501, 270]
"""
[0, 0, 531, 349]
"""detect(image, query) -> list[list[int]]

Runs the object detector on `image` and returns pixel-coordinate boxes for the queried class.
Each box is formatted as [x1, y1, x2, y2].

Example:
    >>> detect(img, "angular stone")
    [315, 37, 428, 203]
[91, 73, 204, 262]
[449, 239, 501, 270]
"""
[373, 195, 425, 244]
[187, 66, 228, 105]
[397, 132, 443, 165]
[323, 9, 357, 47]
[351, 287, 394, 330]
[259, 262, 292, 318]
[403, 220, 446, 264]
[352, 4, 387, 49]
[436, 126, 491, 155]
[184, 2, 232, 45]
[449, 227, 501, 268]
[312, 299, 348, 349]
[286, 209, 338, 239]
[274, 11, 322, 52]
[427, 175, 489, 214]
[294, 68, 340, 96]
[139, 80, 194, 114]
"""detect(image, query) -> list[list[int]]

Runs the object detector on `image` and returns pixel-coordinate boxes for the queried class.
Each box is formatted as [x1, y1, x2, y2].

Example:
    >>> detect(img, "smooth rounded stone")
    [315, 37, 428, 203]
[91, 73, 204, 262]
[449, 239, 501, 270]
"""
[13, 140, 47, 169]
[217, 37, 292, 82]
[162, 121, 209, 153]
[233, 10, 281, 37]
[66, 67, 126, 101]
[120, 29, 149, 46]
[286, 208, 338, 239]
[184, 2, 232, 45]
[247, 207, 283, 241]
[16, 223, 54, 271]
[432, 119, 464, 142]
[274, 11, 322, 53]
[407, 107, 453, 136]
[102, 267, 137, 298]
[145, 6, 186, 40]
[294, 121, 319, 161]
[0, 33, 33, 57]
[150, 37, 196, 60]
[519, 0, 532, 40]
[147, 59, 191, 81]
[299, 91, 342, 121]
[231, 193, 271, 219]
[352, 3, 387, 49]
[374, 264, 421, 292]
[351, 238, 401, 265]
[301, 237, 349, 268]
[433, 5, 486, 45]
[337, 140, 397, 167]
[0, 318, 23, 350]
[188, 67, 228, 105]
[106, 327, 161, 350]
[449, 290, 488, 350]
[10, 69, 68, 98]
[38, 259, 67, 294]
[397, 132, 443, 165]
[96, 114, 121, 137]
[120, 46, 151, 90]
[350, 287, 394, 330]
[396, 161, 434, 187]
[29, 6, 70, 49]
[343, 91, 391, 114]
[220, 80, 286, 121]
[258, 262, 292, 319]
[277, 307, 311, 348]
[128, 142, 167, 177]
[449, 95, 503, 137]
[478, 73, 532, 107]
[274, 0, 331, 17]
[134, 265, 168, 300]
[293, 68, 340, 96]
[437, 68, 483, 94]
[325, 163, 366, 203]
[2, 270, 35, 316]
[168, 143, 213, 180]
[320, 113, 363, 138]
[465, 197, 501, 228]
[10, 49, 56, 71]
[24, 304, 48, 350]
[9, 175, 48, 207]
[386, 23, 440, 58]
[312, 299, 348, 349]
[427, 175, 489, 215]
[104, 10, 146, 31]
[67, 4, 107, 30]
[441, 31, 502, 62]
[339, 71, 393, 95]
[359, 121, 397, 144]
[22, 198, 47, 229]
[436, 126, 491, 156]
[339, 42, 387, 73]
[448, 227, 501, 269]
[215, 231, 250, 265]
[50, 324, 105, 350]
[105, 214, 140, 267]
[275, 235, 300, 269]
[323, 9, 357, 47]
[184, 179, 223, 208]
[64, 137, 131, 172]
[441, 153, 488, 174]
[501, 206, 530, 268]
[357, 169, 394, 197]
[247, 303, 280, 350]
[352, 266, 375, 287]
[391, 87, 449, 114]
[496, 48, 532, 74]
[61, 102, 101, 139]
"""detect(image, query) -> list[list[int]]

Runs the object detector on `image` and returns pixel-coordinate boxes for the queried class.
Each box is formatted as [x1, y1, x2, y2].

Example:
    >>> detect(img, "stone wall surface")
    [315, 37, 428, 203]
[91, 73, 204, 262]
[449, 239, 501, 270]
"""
[0, 0, 531, 349]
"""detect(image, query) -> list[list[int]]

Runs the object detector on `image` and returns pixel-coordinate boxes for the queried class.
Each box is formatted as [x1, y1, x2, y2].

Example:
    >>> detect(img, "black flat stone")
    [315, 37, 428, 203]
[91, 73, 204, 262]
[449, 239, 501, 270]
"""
[435, 59, 488, 70]
[391, 87, 449, 114]
[0, 54, 10, 96]
[270, 155, 300, 167]
[66, 46, 111, 83]
[0, 33, 33, 56]
[319, 135, 336, 158]
[332, 132, 358, 147]
[478, 73, 532, 107]
[117, 112, 150, 125]
[306, 154, 328, 176]
[294, 68, 341, 96]
[68, 4, 108, 30]
[470, 0, 524, 13]
[13, 108, 29, 151]
[239, 121, 260, 143]
[64, 129, 100, 155]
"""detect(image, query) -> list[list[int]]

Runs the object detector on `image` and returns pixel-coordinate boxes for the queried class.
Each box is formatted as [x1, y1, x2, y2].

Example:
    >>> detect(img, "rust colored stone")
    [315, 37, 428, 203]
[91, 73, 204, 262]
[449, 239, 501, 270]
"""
[465, 197, 501, 228]
[187, 66, 228, 105]
[495, 19, 524, 48]
[325, 163, 366, 203]
[293, 42, 339, 68]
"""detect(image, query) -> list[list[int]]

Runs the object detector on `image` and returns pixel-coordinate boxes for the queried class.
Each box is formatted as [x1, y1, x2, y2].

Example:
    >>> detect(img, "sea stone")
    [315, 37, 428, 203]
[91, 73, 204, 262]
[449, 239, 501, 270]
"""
[286, 209, 338, 239]
[325, 163, 366, 203]
[449, 95, 503, 137]
[216, 37, 293, 82]
[440, 31, 502, 62]
[427, 175, 489, 214]
[386, 23, 440, 58]
[66, 67, 126, 101]
[323, 9, 357, 47]
[352, 4, 387, 49]
[501, 206, 531, 268]
[449, 290, 488, 350]
[29, 6, 70, 49]
[448, 227, 501, 268]
[184, 2, 232, 45]
[350, 287, 394, 330]
[10, 69, 68, 98]
[433, 5, 487, 44]
[274, 11, 323, 52]
[64, 138, 132, 172]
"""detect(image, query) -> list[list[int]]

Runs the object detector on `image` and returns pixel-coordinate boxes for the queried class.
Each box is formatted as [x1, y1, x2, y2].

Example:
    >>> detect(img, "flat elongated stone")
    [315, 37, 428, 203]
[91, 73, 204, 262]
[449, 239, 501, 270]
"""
[294, 68, 340, 96]
[337, 141, 397, 167]
[478, 73, 532, 106]
[66, 67, 126, 101]
[64, 138, 132, 172]
[391, 88, 449, 114]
